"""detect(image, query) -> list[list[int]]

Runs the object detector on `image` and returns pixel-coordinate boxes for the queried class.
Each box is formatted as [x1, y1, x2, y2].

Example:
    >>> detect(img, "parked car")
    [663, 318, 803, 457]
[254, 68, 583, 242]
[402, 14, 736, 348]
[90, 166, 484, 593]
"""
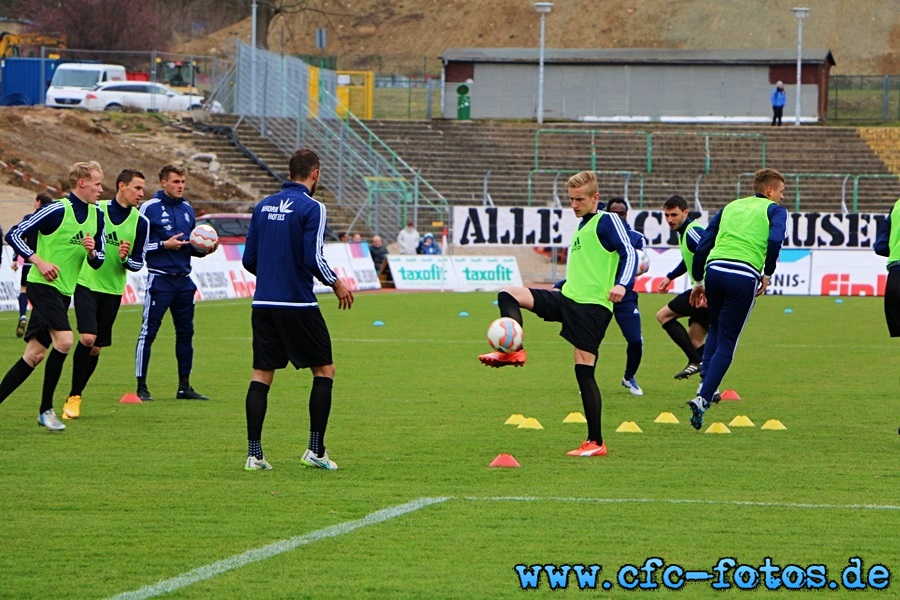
[45, 63, 127, 108]
[194, 213, 251, 244]
[83, 81, 222, 113]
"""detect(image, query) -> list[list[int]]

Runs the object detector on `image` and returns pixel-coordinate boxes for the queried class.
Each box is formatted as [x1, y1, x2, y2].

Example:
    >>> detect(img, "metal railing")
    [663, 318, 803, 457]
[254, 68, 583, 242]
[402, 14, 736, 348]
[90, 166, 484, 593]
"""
[533, 128, 647, 171]
[212, 41, 447, 240]
[646, 132, 766, 174]
[734, 172, 890, 214]
[851, 174, 900, 213]
[829, 75, 900, 122]
[533, 128, 766, 176]
[527, 169, 644, 206]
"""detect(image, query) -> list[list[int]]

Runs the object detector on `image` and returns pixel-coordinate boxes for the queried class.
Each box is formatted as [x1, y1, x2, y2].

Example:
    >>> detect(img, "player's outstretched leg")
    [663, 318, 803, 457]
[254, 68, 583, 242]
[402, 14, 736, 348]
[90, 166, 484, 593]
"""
[479, 290, 527, 367]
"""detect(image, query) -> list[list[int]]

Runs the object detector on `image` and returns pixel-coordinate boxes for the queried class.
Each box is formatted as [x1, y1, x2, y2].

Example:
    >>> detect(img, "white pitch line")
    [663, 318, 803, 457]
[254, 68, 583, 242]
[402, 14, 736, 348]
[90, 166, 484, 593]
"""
[463, 496, 900, 511]
[108, 496, 450, 600]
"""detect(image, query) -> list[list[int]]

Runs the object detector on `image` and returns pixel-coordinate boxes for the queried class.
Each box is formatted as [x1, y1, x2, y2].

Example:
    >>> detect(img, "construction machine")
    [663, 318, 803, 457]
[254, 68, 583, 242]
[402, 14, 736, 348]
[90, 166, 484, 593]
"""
[0, 31, 67, 58]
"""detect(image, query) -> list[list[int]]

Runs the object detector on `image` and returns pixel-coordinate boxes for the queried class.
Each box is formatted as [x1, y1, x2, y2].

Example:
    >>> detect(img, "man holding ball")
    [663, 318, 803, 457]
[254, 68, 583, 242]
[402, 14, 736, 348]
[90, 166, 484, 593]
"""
[134, 164, 216, 402]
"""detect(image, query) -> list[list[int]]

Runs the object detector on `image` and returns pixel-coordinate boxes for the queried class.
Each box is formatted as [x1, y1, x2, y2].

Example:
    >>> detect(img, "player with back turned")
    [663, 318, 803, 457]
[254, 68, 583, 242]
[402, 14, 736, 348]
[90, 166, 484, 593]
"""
[241, 148, 354, 471]
[686, 168, 787, 430]
[873, 196, 900, 435]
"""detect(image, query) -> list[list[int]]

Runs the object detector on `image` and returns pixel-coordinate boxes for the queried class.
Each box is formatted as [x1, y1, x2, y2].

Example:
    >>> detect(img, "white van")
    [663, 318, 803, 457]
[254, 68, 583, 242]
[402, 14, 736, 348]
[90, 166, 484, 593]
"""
[45, 63, 127, 108]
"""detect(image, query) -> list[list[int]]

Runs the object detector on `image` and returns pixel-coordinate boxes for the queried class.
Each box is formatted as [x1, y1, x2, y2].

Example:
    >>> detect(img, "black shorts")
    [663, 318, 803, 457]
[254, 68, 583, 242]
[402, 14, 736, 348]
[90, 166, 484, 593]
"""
[667, 289, 711, 330]
[74, 284, 123, 347]
[19, 264, 31, 288]
[530, 288, 613, 355]
[885, 269, 900, 337]
[24, 281, 71, 347]
[252, 307, 333, 370]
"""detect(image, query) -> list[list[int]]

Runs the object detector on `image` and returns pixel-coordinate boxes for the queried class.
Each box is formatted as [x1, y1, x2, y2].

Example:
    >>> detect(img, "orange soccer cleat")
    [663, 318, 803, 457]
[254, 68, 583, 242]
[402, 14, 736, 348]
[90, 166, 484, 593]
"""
[566, 440, 608, 457]
[478, 349, 527, 368]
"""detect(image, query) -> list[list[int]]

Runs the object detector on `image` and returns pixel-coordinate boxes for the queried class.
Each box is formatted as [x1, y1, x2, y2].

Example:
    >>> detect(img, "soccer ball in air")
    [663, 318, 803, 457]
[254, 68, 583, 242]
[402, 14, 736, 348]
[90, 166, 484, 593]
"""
[636, 250, 650, 276]
[190, 224, 219, 254]
[486, 317, 524, 353]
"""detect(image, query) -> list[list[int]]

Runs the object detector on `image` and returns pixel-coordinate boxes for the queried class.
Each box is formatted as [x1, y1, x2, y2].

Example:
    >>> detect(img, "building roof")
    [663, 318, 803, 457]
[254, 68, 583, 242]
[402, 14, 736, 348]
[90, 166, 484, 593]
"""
[440, 48, 836, 66]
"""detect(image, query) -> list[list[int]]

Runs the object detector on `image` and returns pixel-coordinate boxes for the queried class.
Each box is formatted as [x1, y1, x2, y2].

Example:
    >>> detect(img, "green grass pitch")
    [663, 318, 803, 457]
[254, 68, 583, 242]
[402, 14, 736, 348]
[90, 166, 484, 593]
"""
[0, 292, 896, 598]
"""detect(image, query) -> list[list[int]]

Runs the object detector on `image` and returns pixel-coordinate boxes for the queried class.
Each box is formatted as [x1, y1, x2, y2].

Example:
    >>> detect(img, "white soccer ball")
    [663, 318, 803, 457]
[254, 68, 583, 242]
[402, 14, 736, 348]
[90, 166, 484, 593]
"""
[190, 224, 218, 254]
[486, 317, 524, 353]
[636, 250, 650, 276]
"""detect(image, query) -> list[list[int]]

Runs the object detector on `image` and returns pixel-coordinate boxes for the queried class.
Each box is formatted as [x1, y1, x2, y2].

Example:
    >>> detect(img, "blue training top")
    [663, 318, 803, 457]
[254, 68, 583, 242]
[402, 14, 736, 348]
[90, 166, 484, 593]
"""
[140, 190, 201, 275]
[243, 182, 338, 308]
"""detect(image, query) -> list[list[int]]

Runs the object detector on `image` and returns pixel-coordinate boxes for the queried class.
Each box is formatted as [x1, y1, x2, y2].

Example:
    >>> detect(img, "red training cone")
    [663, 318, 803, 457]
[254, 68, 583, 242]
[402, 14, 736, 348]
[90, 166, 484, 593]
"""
[119, 393, 143, 404]
[720, 390, 742, 401]
[488, 453, 521, 468]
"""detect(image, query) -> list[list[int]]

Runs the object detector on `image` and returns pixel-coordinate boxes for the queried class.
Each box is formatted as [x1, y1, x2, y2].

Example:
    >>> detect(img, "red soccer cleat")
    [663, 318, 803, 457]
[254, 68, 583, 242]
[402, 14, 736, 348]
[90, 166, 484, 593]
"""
[478, 349, 527, 367]
[566, 440, 608, 457]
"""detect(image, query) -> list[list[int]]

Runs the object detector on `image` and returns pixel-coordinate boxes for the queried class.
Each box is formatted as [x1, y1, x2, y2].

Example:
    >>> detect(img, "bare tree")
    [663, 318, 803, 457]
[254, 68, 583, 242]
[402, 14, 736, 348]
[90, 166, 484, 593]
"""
[251, 0, 360, 52]
[20, 0, 166, 51]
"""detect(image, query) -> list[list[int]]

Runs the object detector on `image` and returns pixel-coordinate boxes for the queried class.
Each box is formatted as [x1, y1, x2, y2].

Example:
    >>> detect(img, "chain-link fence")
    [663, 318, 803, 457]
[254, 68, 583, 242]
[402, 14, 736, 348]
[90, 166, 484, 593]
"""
[212, 41, 447, 240]
[828, 75, 900, 122]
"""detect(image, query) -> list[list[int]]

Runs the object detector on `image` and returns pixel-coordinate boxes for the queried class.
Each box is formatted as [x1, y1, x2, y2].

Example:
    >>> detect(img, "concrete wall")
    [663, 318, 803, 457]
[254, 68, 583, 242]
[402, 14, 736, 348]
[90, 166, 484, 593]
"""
[443, 63, 820, 122]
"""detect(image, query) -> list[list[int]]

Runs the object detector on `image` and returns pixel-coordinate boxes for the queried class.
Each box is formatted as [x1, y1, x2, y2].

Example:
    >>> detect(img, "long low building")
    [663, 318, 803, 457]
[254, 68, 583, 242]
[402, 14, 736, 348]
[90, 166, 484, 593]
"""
[440, 48, 836, 123]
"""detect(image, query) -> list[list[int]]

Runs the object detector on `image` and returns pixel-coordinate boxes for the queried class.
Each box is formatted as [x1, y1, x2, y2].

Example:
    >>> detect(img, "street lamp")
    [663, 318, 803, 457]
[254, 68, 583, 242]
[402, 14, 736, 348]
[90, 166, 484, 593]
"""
[792, 7, 810, 126]
[534, 2, 553, 124]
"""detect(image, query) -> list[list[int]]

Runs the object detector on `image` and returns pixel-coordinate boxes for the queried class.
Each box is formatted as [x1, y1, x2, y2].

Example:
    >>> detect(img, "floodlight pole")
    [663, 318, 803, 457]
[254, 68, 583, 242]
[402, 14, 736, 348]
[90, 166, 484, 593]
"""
[534, 2, 553, 125]
[792, 7, 809, 126]
[251, 0, 258, 116]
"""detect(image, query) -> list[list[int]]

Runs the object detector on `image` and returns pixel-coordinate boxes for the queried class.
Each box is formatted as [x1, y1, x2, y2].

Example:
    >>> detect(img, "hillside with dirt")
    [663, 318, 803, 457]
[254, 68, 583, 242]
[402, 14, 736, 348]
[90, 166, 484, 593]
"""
[0, 108, 254, 231]
[174, 0, 898, 75]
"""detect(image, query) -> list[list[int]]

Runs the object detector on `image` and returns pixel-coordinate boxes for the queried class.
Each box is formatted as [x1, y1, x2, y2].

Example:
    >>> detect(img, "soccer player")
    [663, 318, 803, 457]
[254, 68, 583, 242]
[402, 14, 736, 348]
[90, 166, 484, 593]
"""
[479, 170, 636, 457]
[241, 148, 354, 471]
[686, 168, 787, 430]
[875, 197, 900, 435]
[874, 197, 900, 339]
[654, 194, 709, 380]
[0, 161, 106, 431]
[134, 164, 216, 402]
[62, 169, 150, 420]
[604, 197, 645, 396]
[10, 193, 55, 337]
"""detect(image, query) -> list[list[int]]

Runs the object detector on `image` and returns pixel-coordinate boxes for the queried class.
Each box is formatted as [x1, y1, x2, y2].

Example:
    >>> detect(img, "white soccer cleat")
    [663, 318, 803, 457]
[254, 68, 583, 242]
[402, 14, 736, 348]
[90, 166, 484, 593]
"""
[244, 455, 273, 471]
[301, 449, 338, 470]
[37, 409, 66, 432]
[622, 377, 644, 396]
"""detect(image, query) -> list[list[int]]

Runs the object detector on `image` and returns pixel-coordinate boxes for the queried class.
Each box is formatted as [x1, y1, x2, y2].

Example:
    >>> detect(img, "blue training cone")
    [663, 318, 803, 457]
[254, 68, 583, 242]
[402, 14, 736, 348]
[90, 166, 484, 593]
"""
[373, 320, 385, 327]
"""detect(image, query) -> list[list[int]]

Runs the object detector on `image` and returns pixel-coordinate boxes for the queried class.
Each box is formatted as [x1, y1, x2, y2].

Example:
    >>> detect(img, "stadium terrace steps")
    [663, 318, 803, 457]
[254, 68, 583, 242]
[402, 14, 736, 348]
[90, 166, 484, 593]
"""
[185, 119, 369, 239]
[355, 121, 899, 214]
[192, 116, 899, 225]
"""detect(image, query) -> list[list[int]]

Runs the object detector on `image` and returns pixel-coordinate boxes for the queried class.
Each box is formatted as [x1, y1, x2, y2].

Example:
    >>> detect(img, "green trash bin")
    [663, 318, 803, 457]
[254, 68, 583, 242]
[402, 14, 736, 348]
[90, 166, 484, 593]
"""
[456, 83, 471, 120]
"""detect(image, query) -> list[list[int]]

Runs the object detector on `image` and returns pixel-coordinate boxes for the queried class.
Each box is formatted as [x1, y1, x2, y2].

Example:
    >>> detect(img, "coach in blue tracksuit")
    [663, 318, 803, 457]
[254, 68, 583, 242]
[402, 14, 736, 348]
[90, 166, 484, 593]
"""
[134, 164, 215, 402]
[686, 168, 787, 430]
[604, 197, 645, 397]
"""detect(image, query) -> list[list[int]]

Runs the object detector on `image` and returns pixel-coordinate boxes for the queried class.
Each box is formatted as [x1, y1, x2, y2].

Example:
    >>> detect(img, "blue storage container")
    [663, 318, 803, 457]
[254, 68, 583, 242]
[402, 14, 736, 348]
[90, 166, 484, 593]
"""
[0, 57, 62, 106]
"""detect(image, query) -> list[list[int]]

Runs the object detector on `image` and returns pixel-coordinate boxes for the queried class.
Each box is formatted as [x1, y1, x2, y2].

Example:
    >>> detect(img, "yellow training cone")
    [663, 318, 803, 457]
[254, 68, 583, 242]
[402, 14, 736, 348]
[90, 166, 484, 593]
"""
[563, 412, 587, 423]
[615, 421, 643, 433]
[517, 417, 544, 430]
[705, 422, 731, 434]
[654, 412, 679, 424]
[761, 419, 787, 430]
[728, 415, 755, 427]
[504, 414, 525, 425]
